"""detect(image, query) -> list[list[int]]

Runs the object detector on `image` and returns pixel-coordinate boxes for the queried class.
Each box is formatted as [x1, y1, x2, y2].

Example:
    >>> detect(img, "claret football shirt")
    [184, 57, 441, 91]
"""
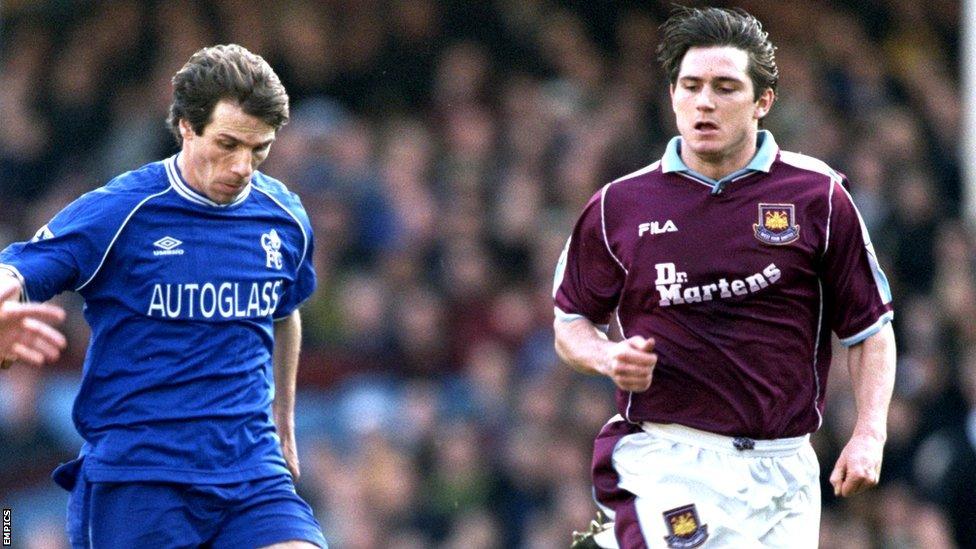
[554, 131, 892, 439]
[0, 155, 316, 484]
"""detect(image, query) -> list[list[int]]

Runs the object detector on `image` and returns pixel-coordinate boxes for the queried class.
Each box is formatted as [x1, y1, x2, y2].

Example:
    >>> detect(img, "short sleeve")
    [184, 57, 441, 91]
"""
[821, 179, 894, 346]
[0, 189, 132, 302]
[553, 188, 625, 327]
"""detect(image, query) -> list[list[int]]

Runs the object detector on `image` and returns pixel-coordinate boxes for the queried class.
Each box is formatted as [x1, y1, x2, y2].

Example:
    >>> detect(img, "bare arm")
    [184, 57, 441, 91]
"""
[829, 322, 897, 497]
[273, 310, 302, 480]
[553, 316, 657, 392]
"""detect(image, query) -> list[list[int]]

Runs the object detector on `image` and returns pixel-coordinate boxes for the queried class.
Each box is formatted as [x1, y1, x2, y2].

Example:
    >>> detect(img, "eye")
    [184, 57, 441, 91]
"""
[219, 141, 236, 150]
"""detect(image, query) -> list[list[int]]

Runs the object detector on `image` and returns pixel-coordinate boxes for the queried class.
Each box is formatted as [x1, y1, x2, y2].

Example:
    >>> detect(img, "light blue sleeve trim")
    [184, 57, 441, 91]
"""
[554, 307, 610, 333]
[839, 311, 894, 347]
[552, 237, 571, 298]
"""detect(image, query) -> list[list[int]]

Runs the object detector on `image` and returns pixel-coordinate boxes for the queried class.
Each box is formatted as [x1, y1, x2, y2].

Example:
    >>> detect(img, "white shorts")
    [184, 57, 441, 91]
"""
[592, 416, 820, 548]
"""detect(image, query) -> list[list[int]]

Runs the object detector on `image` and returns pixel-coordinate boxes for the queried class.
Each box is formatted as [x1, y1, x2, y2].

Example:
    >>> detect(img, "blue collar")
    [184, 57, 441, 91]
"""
[662, 130, 778, 193]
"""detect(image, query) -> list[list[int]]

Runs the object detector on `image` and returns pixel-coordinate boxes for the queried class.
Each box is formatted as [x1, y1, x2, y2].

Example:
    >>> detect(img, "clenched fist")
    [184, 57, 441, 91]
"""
[601, 336, 657, 392]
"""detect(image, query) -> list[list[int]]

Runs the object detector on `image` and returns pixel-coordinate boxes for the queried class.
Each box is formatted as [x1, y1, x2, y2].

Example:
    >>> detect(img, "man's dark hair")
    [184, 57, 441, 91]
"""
[657, 7, 778, 100]
[167, 44, 289, 145]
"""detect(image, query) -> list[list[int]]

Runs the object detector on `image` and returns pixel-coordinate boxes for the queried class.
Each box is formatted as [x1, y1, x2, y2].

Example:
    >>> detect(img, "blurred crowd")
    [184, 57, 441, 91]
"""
[0, 0, 971, 548]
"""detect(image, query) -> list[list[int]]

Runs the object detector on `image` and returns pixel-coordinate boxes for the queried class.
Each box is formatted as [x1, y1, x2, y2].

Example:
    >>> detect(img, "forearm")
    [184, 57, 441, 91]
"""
[272, 310, 302, 436]
[846, 322, 897, 441]
[554, 317, 614, 376]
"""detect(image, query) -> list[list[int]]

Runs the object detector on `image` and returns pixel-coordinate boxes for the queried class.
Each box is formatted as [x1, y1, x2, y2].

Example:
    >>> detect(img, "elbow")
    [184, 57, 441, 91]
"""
[553, 317, 581, 365]
[553, 317, 568, 362]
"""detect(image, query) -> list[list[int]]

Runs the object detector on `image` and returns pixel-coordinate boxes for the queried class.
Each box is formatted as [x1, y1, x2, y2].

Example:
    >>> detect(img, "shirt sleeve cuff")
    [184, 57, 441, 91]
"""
[554, 306, 610, 333]
[0, 264, 30, 303]
[838, 311, 894, 347]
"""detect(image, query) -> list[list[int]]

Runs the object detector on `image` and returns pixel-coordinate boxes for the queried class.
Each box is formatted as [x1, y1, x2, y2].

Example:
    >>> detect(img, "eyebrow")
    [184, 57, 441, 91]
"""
[216, 134, 275, 148]
[678, 75, 746, 85]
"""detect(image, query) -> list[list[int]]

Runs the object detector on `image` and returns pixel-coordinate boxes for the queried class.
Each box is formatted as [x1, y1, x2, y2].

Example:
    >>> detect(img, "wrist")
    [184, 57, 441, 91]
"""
[0, 268, 25, 302]
[852, 425, 887, 443]
[274, 408, 294, 424]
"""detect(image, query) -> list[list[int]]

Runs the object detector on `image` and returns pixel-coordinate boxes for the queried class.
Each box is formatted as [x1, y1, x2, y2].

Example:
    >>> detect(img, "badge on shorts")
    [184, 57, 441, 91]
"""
[754, 203, 800, 245]
[662, 504, 709, 548]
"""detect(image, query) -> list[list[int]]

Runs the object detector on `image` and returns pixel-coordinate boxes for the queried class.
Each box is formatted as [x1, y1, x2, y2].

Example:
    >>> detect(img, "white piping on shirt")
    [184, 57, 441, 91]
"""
[75, 188, 173, 292]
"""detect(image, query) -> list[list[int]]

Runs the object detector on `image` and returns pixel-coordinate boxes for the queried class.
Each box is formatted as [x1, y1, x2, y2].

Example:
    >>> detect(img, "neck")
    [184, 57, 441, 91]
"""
[175, 152, 198, 191]
[681, 135, 758, 181]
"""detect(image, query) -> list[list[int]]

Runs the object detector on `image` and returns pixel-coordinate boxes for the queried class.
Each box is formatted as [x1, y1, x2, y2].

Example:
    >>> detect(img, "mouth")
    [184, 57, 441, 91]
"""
[694, 121, 719, 133]
[220, 180, 247, 190]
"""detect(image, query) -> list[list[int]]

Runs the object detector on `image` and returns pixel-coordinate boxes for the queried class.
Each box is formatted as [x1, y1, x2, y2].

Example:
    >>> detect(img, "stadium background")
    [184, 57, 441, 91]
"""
[0, 0, 972, 547]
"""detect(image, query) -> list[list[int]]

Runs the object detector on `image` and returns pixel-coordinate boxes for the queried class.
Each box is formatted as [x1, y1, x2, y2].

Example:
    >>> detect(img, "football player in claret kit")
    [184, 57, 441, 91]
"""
[555, 7, 896, 549]
[0, 45, 327, 548]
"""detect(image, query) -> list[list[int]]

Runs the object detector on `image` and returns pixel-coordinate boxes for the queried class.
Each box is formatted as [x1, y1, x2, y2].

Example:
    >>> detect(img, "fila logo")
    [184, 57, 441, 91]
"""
[639, 220, 678, 237]
[153, 236, 185, 256]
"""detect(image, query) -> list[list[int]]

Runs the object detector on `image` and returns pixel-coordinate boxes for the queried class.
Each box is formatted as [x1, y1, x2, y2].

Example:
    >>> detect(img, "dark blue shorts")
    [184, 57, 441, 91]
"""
[65, 468, 327, 549]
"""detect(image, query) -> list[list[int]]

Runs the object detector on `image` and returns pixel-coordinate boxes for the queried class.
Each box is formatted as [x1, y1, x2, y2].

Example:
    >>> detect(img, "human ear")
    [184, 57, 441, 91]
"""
[179, 118, 195, 142]
[755, 88, 775, 119]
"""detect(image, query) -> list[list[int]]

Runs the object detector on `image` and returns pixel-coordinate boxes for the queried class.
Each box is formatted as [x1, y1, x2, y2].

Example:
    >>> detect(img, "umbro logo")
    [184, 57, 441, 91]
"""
[638, 220, 678, 237]
[153, 236, 185, 256]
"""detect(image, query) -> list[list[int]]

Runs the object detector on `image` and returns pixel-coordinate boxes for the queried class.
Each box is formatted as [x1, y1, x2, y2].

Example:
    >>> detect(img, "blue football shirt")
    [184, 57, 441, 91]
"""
[0, 155, 316, 484]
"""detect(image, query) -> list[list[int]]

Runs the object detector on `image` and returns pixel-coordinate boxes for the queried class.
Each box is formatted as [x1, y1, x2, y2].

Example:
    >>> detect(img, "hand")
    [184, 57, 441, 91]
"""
[0, 282, 67, 368]
[829, 433, 884, 497]
[280, 433, 301, 481]
[601, 336, 657, 392]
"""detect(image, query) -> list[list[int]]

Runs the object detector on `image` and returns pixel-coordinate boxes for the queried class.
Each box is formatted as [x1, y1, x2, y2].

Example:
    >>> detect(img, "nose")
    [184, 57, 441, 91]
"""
[695, 88, 716, 111]
[229, 150, 253, 180]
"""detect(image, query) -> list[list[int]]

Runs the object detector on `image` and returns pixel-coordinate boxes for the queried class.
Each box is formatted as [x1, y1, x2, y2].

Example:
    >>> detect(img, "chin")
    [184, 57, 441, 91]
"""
[686, 141, 727, 158]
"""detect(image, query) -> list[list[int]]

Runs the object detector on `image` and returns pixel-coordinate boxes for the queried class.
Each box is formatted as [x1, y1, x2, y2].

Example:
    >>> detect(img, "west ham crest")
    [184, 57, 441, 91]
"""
[662, 504, 709, 548]
[754, 203, 800, 245]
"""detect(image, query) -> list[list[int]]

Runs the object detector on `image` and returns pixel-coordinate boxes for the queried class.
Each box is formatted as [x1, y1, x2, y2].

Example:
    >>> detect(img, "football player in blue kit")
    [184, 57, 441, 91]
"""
[0, 44, 327, 548]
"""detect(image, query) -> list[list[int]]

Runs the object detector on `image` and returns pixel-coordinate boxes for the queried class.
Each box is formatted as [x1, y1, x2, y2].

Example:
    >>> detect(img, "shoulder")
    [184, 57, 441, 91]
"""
[776, 151, 843, 183]
[250, 172, 309, 220]
[250, 172, 313, 251]
[599, 160, 664, 212]
[53, 161, 172, 227]
[607, 160, 663, 191]
[100, 161, 171, 200]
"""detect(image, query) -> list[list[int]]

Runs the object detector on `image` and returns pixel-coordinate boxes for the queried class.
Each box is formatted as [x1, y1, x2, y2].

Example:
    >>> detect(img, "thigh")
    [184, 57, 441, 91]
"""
[211, 475, 327, 549]
[757, 446, 821, 548]
[757, 492, 820, 549]
[609, 430, 759, 548]
[88, 482, 210, 549]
